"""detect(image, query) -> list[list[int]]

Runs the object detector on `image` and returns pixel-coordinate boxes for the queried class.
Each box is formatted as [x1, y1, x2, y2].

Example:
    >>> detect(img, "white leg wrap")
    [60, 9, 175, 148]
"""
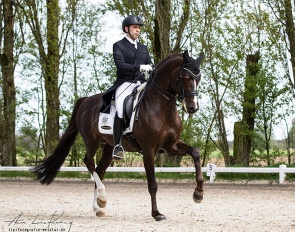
[93, 172, 106, 198]
[92, 172, 106, 216]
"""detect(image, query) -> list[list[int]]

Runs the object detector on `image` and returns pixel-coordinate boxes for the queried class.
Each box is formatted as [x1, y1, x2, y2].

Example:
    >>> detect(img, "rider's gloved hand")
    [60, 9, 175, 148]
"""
[140, 64, 153, 72]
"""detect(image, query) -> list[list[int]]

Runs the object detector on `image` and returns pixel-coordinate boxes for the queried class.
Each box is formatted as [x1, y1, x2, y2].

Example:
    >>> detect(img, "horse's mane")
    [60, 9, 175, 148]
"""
[154, 53, 183, 70]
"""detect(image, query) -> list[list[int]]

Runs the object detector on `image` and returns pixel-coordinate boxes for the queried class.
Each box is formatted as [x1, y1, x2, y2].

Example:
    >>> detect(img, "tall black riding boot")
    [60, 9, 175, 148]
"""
[112, 113, 124, 160]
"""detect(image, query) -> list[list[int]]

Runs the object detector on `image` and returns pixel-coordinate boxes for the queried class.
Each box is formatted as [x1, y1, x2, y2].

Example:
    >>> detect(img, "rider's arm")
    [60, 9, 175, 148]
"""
[113, 43, 140, 75]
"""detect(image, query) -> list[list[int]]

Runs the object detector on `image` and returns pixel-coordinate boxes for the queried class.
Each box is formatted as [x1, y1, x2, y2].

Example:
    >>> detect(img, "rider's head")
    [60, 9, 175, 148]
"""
[122, 15, 144, 41]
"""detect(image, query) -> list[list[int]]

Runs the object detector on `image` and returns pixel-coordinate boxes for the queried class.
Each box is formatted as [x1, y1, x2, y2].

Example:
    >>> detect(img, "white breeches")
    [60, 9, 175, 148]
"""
[115, 81, 141, 118]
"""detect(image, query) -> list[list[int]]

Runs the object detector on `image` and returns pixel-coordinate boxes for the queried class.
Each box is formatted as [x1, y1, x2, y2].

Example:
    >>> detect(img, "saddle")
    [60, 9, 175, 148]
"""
[123, 86, 144, 128]
[98, 83, 147, 151]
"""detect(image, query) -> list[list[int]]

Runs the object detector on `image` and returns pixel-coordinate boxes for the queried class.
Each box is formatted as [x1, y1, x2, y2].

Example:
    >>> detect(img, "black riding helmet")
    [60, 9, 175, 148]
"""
[122, 15, 144, 33]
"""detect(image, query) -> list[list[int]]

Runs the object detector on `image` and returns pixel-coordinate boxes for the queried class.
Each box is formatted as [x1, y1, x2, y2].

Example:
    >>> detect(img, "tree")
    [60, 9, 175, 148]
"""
[255, 68, 291, 165]
[264, 0, 295, 96]
[15, 0, 106, 165]
[0, 0, 3, 164]
[199, 0, 242, 166]
[0, 0, 16, 165]
[44, 0, 60, 155]
[287, 119, 295, 164]
[61, 0, 106, 166]
[234, 53, 260, 167]
[20, 0, 78, 156]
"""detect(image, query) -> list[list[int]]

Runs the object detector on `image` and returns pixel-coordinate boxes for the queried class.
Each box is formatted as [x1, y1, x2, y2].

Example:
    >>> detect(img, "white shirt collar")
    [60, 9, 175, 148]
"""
[125, 36, 137, 49]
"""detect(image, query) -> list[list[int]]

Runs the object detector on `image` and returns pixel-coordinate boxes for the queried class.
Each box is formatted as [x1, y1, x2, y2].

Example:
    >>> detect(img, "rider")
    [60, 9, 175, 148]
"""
[102, 15, 153, 160]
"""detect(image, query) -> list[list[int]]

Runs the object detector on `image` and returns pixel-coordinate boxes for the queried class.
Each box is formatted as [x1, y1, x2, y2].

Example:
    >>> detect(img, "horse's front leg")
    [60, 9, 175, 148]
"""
[166, 140, 204, 203]
[143, 151, 166, 221]
[191, 147, 204, 202]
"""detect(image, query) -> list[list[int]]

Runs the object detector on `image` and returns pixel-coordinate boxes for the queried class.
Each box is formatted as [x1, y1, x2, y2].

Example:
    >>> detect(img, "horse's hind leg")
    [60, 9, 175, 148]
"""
[94, 143, 113, 209]
[83, 142, 107, 217]
[91, 172, 106, 217]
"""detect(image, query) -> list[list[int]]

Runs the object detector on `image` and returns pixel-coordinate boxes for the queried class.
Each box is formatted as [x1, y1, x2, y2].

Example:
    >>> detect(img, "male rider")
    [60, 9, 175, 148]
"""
[102, 15, 153, 160]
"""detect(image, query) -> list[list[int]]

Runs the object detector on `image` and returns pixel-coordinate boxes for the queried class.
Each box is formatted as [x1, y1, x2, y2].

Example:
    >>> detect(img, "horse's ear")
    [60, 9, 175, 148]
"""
[196, 52, 205, 65]
[183, 50, 190, 63]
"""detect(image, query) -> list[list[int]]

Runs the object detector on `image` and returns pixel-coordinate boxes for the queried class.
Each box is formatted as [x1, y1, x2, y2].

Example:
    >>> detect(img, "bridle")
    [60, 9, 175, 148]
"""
[176, 67, 201, 102]
[149, 65, 201, 103]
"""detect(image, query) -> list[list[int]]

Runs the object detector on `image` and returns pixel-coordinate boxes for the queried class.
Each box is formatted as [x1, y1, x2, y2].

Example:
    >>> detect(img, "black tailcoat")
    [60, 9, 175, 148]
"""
[101, 37, 152, 112]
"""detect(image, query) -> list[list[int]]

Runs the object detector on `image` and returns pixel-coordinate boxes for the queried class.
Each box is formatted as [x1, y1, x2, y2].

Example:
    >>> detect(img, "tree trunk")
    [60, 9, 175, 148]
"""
[233, 121, 244, 164]
[0, 97, 3, 163]
[0, 1, 3, 164]
[217, 109, 230, 165]
[153, 0, 192, 167]
[0, 0, 16, 166]
[153, 0, 171, 64]
[153, 0, 174, 166]
[240, 52, 260, 166]
[283, 0, 295, 93]
[44, 0, 60, 156]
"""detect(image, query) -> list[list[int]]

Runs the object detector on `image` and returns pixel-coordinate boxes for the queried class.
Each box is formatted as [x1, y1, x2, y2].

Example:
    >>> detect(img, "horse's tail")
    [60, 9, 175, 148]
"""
[32, 97, 88, 185]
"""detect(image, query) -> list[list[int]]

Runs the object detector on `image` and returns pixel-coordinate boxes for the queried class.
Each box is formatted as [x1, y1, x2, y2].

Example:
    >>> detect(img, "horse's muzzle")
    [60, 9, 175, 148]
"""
[184, 100, 199, 114]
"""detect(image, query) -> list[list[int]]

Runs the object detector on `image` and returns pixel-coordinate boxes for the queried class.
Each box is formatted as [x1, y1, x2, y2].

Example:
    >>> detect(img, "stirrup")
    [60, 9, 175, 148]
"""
[112, 144, 124, 160]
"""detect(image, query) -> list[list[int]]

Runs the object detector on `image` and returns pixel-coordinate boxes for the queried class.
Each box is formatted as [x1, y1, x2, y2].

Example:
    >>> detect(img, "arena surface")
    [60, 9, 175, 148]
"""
[0, 179, 294, 232]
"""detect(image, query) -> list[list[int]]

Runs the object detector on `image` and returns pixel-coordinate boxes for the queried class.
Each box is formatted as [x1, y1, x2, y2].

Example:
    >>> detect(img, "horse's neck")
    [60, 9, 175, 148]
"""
[142, 92, 178, 122]
[143, 78, 178, 116]
[152, 57, 182, 92]
[142, 55, 182, 115]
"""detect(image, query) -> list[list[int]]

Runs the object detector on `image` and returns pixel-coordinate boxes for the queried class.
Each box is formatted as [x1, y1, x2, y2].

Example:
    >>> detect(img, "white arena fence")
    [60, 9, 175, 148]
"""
[0, 164, 294, 184]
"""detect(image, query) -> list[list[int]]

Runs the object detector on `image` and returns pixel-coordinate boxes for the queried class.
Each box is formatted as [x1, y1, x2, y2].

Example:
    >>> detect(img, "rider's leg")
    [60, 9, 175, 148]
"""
[112, 82, 134, 160]
[112, 81, 142, 160]
[112, 112, 124, 160]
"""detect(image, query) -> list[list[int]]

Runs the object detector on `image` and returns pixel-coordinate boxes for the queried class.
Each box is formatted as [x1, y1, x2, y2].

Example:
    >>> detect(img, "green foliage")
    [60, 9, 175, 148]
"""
[16, 125, 44, 164]
[215, 172, 279, 181]
[68, 135, 87, 167]
[0, 171, 35, 178]
[2, 0, 294, 168]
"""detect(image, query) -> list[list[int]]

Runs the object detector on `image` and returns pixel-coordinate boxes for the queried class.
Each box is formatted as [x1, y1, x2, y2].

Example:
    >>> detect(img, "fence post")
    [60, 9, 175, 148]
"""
[279, 164, 286, 184]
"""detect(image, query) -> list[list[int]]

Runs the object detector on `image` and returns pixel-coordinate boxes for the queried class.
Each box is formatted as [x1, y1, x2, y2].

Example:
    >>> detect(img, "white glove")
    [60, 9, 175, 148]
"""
[140, 64, 153, 72]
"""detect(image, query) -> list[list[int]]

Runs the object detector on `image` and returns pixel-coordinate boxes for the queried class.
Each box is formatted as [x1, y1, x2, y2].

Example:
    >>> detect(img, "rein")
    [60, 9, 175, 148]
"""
[149, 74, 176, 101]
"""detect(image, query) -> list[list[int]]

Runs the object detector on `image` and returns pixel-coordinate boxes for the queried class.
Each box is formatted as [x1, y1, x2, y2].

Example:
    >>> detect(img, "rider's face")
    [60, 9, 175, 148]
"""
[126, 25, 141, 40]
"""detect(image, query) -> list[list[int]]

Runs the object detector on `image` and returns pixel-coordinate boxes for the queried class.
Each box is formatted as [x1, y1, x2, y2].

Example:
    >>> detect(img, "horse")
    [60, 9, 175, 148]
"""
[32, 50, 205, 221]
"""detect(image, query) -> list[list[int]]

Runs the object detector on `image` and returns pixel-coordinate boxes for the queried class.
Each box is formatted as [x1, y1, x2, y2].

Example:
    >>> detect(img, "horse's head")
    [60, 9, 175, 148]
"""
[176, 50, 204, 114]
[149, 50, 204, 115]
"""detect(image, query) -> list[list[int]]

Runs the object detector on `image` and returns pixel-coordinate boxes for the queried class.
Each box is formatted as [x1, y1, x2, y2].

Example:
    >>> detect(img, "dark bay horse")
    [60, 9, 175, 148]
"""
[32, 50, 204, 221]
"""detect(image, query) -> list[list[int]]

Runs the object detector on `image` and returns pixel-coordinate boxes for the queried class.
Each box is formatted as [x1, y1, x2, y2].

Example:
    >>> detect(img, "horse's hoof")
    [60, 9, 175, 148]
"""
[95, 209, 105, 217]
[97, 197, 107, 208]
[155, 215, 166, 221]
[193, 190, 203, 203]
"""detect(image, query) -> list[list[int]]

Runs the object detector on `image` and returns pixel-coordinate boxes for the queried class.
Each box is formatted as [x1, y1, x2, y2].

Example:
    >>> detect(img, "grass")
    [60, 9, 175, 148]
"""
[0, 171, 195, 180]
[0, 171, 35, 178]
[1, 170, 294, 182]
